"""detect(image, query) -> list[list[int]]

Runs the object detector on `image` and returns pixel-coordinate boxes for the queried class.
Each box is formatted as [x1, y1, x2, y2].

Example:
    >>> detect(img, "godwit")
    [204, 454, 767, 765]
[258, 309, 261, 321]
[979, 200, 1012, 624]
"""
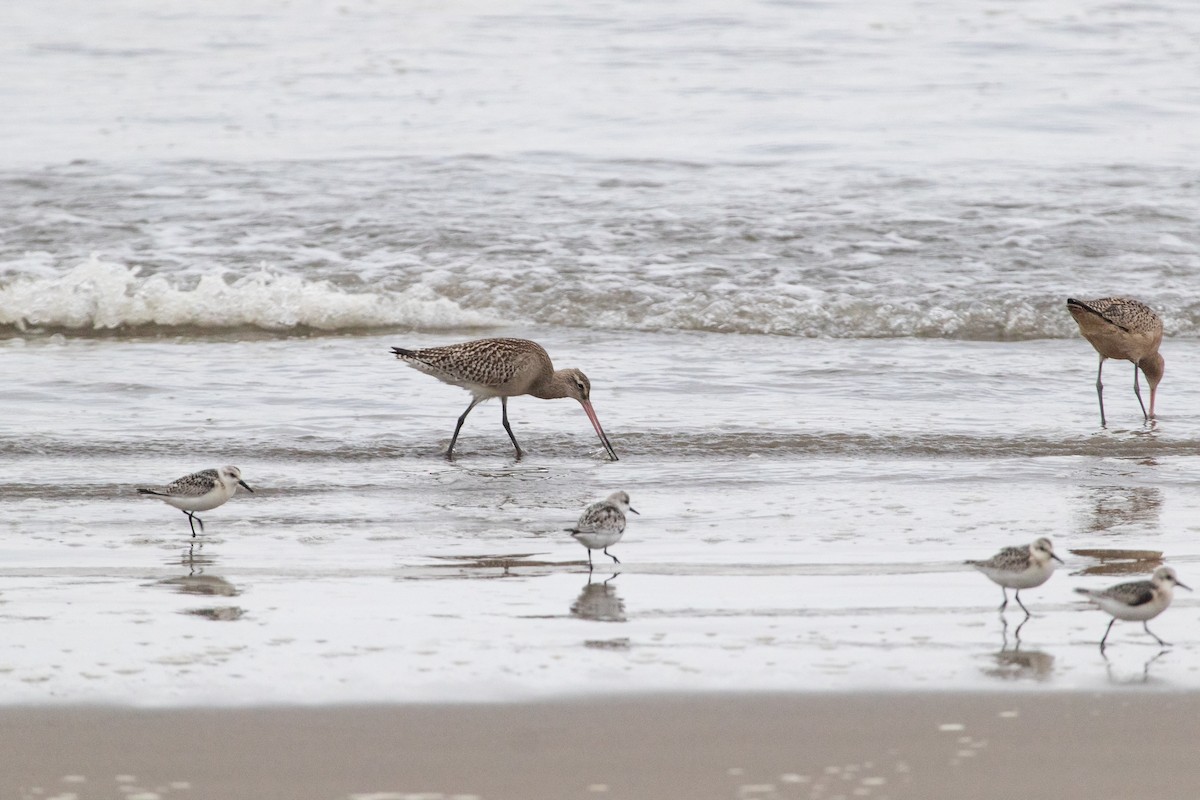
[1066, 297, 1164, 425]
[565, 490, 638, 569]
[137, 466, 254, 537]
[390, 338, 619, 460]
[1075, 566, 1190, 650]
[966, 537, 1063, 616]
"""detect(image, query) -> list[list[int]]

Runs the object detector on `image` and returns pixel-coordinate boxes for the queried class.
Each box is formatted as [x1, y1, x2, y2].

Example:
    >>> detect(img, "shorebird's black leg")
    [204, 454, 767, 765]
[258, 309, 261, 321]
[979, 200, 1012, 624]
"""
[183, 510, 204, 537]
[1013, 615, 1029, 643]
[1099, 618, 1117, 650]
[1143, 622, 1169, 647]
[587, 550, 594, 571]
[448, 397, 484, 459]
[1014, 590, 1032, 617]
[1132, 362, 1148, 420]
[1095, 357, 1107, 427]
[604, 548, 620, 564]
[998, 588, 1009, 612]
[500, 397, 524, 459]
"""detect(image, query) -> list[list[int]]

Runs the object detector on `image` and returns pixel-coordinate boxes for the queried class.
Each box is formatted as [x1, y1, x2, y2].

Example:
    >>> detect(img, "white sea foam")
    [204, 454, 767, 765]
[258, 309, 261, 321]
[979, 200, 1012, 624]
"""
[0, 257, 496, 332]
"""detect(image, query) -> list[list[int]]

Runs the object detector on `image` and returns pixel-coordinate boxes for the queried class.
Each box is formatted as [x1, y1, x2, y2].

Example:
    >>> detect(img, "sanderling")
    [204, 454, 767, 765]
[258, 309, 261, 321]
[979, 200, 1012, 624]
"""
[966, 537, 1063, 615]
[137, 466, 254, 537]
[1075, 565, 1191, 649]
[565, 491, 638, 569]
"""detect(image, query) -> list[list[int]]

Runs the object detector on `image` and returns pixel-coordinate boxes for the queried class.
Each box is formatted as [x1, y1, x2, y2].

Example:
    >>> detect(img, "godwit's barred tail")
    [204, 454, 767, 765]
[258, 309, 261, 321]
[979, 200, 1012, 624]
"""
[1066, 297, 1164, 426]
[1075, 566, 1191, 650]
[390, 337, 619, 461]
[137, 465, 254, 537]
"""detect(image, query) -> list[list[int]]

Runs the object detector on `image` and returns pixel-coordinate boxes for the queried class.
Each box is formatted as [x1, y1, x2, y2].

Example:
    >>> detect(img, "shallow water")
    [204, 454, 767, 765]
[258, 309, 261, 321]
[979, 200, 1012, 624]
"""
[2, 0, 1200, 705]
[2, 332, 1198, 704]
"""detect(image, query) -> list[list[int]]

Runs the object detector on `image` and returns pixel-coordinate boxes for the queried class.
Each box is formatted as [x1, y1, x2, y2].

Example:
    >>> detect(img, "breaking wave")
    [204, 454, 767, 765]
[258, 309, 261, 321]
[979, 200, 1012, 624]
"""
[0, 257, 496, 333]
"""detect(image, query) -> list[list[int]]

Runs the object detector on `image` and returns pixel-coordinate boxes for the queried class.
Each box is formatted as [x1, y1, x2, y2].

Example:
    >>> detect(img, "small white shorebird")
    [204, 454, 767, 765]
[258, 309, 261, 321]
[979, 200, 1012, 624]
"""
[1075, 565, 1191, 650]
[966, 537, 1063, 616]
[565, 491, 638, 569]
[137, 466, 254, 537]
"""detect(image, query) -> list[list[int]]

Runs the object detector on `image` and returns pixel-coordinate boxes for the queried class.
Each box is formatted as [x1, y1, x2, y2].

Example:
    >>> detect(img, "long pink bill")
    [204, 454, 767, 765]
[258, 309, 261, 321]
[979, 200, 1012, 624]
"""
[579, 400, 619, 461]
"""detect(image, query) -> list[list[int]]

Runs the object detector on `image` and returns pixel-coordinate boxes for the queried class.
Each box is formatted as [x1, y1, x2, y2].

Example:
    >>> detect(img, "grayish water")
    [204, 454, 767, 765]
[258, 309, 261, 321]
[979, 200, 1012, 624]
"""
[1, 0, 1199, 704]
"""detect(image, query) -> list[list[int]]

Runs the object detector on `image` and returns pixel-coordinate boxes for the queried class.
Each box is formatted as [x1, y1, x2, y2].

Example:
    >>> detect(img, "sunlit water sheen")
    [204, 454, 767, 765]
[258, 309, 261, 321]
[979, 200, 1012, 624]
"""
[2, 0, 1200, 704]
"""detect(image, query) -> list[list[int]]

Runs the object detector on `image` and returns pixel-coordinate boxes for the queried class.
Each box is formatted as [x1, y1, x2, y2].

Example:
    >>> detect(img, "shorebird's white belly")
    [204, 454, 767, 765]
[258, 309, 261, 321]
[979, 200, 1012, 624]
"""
[572, 530, 623, 550]
[976, 562, 1054, 590]
[160, 486, 233, 513]
[1088, 594, 1166, 622]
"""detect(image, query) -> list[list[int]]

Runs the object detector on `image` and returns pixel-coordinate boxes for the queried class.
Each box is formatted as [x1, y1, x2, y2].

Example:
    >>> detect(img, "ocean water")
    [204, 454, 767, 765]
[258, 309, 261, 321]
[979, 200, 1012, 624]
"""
[1, 0, 1199, 704]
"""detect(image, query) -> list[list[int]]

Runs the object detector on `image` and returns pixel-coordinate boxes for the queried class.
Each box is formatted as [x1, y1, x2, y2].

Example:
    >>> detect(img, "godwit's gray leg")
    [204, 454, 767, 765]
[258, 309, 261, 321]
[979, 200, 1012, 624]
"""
[448, 397, 485, 459]
[1067, 298, 1163, 425]
[603, 547, 620, 564]
[1143, 621, 1169, 647]
[500, 397, 524, 459]
[1014, 590, 1031, 617]
[1099, 618, 1117, 650]
[1132, 362, 1148, 420]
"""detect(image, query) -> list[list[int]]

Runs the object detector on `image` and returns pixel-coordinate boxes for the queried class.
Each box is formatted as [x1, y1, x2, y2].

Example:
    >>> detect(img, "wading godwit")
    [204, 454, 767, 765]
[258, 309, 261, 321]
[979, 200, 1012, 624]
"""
[1075, 566, 1190, 650]
[137, 466, 254, 537]
[1066, 297, 1164, 426]
[966, 537, 1063, 616]
[390, 338, 619, 460]
[566, 491, 638, 569]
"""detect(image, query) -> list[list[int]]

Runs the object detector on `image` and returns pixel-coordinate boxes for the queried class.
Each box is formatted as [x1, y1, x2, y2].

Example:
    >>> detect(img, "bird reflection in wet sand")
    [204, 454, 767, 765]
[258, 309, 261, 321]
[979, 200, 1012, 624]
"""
[1080, 485, 1163, 536]
[983, 646, 1055, 683]
[966, 537, 1063, 616]
[152, 550, 243, 620]
[1102, 648, 1169, 685]
[981, 615, 1054, 682]
[570, 574, 626, 622]
[1075, 565, 1190, 650]
[567, 491, 638, 570]
[158, 573, 239, 598]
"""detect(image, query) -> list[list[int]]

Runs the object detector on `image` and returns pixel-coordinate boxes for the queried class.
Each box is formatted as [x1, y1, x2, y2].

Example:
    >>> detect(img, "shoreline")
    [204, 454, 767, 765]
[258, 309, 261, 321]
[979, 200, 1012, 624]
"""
[5, 690, 1199, 799]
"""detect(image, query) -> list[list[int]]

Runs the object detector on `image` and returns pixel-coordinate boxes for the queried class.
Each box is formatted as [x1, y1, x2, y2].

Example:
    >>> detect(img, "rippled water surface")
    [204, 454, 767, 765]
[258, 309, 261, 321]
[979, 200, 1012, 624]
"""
[2, 0, 1199, 704]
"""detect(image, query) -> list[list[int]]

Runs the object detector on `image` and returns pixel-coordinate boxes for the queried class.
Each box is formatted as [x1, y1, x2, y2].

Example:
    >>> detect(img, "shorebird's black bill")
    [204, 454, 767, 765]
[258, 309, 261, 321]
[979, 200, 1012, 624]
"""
[629, 507, 640, 515]
[239, 480, 254, 493]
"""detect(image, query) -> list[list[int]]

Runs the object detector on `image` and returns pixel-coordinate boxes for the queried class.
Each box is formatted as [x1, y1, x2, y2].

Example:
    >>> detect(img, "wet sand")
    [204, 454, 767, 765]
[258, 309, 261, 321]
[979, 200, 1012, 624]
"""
[5, 691, 1198, 800]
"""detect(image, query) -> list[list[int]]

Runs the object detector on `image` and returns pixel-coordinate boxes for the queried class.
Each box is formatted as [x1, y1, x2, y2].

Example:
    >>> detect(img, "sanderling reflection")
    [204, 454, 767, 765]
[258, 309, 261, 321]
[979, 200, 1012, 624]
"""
[137, 466, 254, 537]
[1075, 565, 1191, 650]
[966, 537, 1063, 616]
[565, 491, 638, 569]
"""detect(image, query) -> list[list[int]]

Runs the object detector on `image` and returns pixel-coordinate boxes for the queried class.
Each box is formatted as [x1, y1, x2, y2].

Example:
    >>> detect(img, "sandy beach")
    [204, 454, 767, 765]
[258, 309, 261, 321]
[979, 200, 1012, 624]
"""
[5, 691, 1199, 800]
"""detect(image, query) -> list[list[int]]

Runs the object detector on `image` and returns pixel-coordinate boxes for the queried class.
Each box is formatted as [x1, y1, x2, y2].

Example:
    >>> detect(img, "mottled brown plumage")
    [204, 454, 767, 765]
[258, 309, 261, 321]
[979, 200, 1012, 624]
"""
[1066, 297, 1164, 425]
[391, 337, 619, 460]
